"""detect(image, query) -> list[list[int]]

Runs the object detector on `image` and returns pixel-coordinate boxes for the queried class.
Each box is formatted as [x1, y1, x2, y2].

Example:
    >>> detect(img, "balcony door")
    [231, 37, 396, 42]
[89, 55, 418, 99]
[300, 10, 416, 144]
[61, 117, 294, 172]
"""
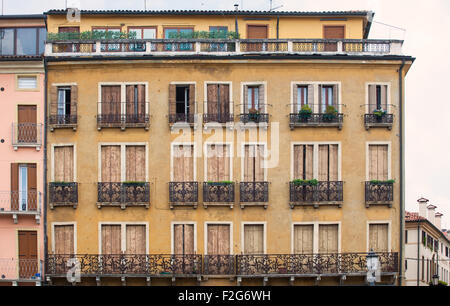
[54, 146, 74, 182]
[173, 145, 194, 182]
[318, 144, 338, 182]
[369, 224, 388, 252]
[11, 163, 36, 211]
[368, 145, 388, 180]
[293, 145, 313, 180]
[17, 105, 37, 143]
[57, 87, 71, 123]
[318, 85, 338, 113]
[18, 231, 38, 279]
[206, 84, 230, 123]
[247, 25, 268, 51]
[244, 86, 263, 114]
[318, 224, 338, 254]
[206, 144, 230, 182]
[243, 144, 264, 182]
[58, 27, 80, 52]
[101, 85, 121, 123]
[243, 224, 264, 255]
[125, 85, 145, 123]
[125, 225, 146, 254]
[293, 224, 313, 254]
[173, 224, 195, 255]
[169, 84, 195, 123]
[368, 84, 388, 112]
[54, 225, 74, 255]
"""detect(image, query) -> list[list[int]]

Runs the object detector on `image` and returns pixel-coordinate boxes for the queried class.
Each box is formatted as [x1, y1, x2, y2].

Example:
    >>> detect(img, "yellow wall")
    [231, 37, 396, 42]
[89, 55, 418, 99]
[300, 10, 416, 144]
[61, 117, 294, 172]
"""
[46, 14, 365, 39]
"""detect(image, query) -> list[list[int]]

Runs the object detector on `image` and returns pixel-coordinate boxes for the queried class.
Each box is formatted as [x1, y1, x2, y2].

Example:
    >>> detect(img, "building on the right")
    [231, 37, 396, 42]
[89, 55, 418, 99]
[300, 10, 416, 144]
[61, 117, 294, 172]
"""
[405, 198, 450, 286]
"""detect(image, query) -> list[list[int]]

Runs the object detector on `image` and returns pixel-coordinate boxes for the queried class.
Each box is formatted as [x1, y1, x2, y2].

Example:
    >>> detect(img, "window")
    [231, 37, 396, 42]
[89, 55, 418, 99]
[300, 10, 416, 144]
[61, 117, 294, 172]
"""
[100, 144, 147, 183]
[293, 145, 313, 180]
[319, 224, 339, 254]
[243, 144, 265, 182]
[422, 231, 426, 246]
[53, 145, 74, 182]
[173, 223, 195, 254]
[93, 27, 121, 51]
[368, 144, 389, 180]
[0, 27, 46, 56]
[164, 27, 194, 51]
[368, 84, 388, 112]
[421, 256, 425, 280]
[206, 224, 231, 255]
[405, 260, 407, 270]
[101, 224, 147, 254]
[293, 85, 312, 113]
[168, 84, 195, 123]
[206, 144, 231, 181]
[11, 163, 37, 211]
[243, 224, 265, 254]
[209, 26, 228, 34]
[128, 27, 156, 51]
[319, 84, 338, 113]
[53, 224, 75, 254]
[244, 85, 264, 113]
[369, 223, 389, 252]
[205, 83, 231, 123]
[405, 230, 408, 244]
[292, 223, 340, 254]
[293, 224, 313, 254]
[17, 76, 37, 90]
[172, 144, 194, 181]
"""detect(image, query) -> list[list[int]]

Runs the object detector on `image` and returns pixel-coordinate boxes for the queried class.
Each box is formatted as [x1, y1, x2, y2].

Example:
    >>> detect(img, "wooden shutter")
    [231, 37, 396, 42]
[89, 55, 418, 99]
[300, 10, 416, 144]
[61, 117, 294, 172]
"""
[207, 224, 230, 255]
[169, 84, 176, 116]
[27, 164, 37, 210]
[293, 225, 313, 254]
[323, 26, 344, 39]
[101, 146, 121, 182]
[318, 144, 338, 181]
[101, 225, 121, 254]
[18, 105, 37, 142]
[11, 163, 19, 210]
[173, 145, 194, 181]
[126, 146, 145, 181]
[126, 225, 146, 254]
[173, 224, 195, 254]
[243, 85, 249, 113]
[332, 85, 338, 108]
[318, 224, 338, 254]
[293, 145, 313, 180]
[207, 145, 229, 181]
[369, 224, 388, 252]
[50, 86, 58, 116]
[189, 84, 195, 116]
[255, 145, 264, 181]
[54, 146, 74, 182]
[368, 85, 376, 112]
[244, 224, 264, 254]
[368, 145, 388, 180]
[244, 144, 264, 181]
[380, 85, 387, 110]
[258, 85, 264, 112]
[219, 84, 230, 116]
[54, 225, 74, 254]
[207, 84, 218, 115]
[247, 25, 268, 39]
[243, 145, 253, 182]
[101, 85, 121, 121]
[307, 84, 314, 107]
[18, 231, 38, 278]
[70, 85, 77, 117]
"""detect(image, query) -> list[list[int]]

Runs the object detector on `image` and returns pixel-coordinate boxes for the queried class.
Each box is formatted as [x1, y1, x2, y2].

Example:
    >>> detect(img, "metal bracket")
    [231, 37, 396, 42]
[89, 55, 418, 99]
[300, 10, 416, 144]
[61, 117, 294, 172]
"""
[146, 277, 151, 286]
[237, 276, 242, 286]
[96, 276, 101, 286]
[315, 275, 321, 286]
[289, 276, 295, 286]
[263, 277, 268, 286]
[121, 276, 126, 286]
[340, 275, 346, 286]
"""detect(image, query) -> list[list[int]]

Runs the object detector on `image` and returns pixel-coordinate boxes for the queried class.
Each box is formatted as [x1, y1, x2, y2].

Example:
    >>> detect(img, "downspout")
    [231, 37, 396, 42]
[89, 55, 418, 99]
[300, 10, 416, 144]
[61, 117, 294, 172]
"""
[398, 59, 405, 286]
[276, 16, 279, 39]
[43, 12, 48, 286]
[235, 14, 239, 38]
[417, 222, 420, 286]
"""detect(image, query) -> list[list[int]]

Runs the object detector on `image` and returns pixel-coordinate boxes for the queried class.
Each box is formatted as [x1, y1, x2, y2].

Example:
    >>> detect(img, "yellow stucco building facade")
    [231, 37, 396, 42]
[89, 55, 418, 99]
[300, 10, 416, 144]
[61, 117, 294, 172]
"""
[43, 9, 414, 286]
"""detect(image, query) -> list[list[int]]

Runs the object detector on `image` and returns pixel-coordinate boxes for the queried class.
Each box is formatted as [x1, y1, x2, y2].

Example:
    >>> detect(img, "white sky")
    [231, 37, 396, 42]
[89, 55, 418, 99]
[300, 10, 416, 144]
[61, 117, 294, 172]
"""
[2, 0, 449, 229]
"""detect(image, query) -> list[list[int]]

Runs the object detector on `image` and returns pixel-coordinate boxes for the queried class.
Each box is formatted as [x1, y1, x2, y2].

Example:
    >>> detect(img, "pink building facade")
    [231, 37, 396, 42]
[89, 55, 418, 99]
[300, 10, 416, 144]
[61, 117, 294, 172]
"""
[0, 15, 46, 286]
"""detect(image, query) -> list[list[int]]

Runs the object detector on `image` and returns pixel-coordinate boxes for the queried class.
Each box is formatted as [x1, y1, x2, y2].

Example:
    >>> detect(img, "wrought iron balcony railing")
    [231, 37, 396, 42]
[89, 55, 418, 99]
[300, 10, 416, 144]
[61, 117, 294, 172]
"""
[48, 182, 78, 209]
[168, 101, 197, 124]
[48, 115, 78, 130]
[240, 113, 269, 124]
[289, 113, 344, 129]
[0, 191, 40, 214]
[365, 181, 394, 207]
[46, 254, 202, 277]
[239, 182, 269, 206]
[203, 182, 235, 206]
[236, 252, 398, 276]
[46, 39, 403, 57]
[0, 258, 42, 281]
[169, 182, 198, 208]
[203, 255, 236, 275]
[203, 100, 234, 124]
[12, 123, 43, 150]
[289, 181, 343, 208]
[97, 182, 150, 208]
[364, 114, 394, 130]
[97, 102, 149, 129]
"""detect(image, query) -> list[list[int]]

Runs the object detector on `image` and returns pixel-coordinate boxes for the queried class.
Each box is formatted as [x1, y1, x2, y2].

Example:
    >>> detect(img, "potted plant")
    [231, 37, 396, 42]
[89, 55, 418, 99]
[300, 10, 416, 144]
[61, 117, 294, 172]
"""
[373, 108, 386, 122]
[207, 181, 234, 186]
[323, 105, 337, 121]
[248, 108, 260, 122]
[369, 179, 395, 184]
[122, 181, 146, 187]
[298, 105, 312, 122]
[292, 179, 319, 186]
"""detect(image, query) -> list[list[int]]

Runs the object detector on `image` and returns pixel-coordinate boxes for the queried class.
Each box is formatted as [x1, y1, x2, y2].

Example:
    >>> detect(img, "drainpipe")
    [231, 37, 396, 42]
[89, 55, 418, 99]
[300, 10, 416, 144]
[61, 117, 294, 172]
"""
[417, 222, 420, 286]
[43, 57, 48, 286]
[398, 59, 405, 286]
[276, 16, 279, 39]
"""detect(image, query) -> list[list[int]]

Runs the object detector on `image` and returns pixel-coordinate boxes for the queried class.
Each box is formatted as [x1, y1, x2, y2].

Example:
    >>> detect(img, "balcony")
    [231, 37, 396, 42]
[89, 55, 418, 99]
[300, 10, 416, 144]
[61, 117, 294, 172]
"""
[169, 182, 198, 209]
[364, 114, 394, 130]
[97, 102, 150, 130]
[0, 258, 42, 285]
[168, 101, 197, 128]
[289, 181, 343, 208]
[203, 255, 235, 276]
[239, 113, 269, 125]
[48, 182, 78, 209]
[97, 182, 150, 209]
[239, 182, 269, 208]
[46, 39, 403, 58]
[289, 113, 344, 129]
[365, 181, 394, 207]
[45, 254, 202, 284]
[0, 191, 41, 224]
[203, 182, 235, 208]
[11, 123, 43, 150]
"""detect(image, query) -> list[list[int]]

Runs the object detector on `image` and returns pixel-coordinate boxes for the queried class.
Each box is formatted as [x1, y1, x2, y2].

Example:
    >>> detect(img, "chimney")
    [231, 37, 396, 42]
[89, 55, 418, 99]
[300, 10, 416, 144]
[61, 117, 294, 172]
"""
[418, 197, 428, 218]
[234, 4, 239, 11]
[435, 212, 443, 230]
[427, 204, 436, 225]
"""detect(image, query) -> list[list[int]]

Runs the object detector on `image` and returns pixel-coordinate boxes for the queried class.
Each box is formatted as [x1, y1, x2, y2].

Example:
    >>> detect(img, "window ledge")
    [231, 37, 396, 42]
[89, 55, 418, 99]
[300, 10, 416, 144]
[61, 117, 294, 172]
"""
[289, 201, 343, 209]
[97, 202, 150, 209]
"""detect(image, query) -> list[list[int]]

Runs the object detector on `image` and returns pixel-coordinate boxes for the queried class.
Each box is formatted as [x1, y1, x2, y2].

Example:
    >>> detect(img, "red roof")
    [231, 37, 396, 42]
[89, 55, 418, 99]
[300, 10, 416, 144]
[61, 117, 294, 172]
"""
[405, 211, 427, 221]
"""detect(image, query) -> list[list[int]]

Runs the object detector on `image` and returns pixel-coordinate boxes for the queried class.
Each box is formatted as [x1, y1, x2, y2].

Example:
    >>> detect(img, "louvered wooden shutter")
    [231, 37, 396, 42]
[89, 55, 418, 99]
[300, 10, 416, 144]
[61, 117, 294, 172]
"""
[255, 145, 264, 181]
[293, 225, 313, 254]
[207, 84, 218, 115]
[189, 84, 195, 116]
[318, 145, 338, 181]
[258, 85, 264, 112]
[219, 84, 230, 117]
[293, 145, 313, 180]
[27, 164, 37, 210]
[207, 224, 230, 255]
[332, 85, 338, 109]
[101, 146, 121, 182]
[174, 224, 194, 254]
[307, 84, 314, 107]
[369, 224, 388, 252]
[368, 85, 376, 112]
[243, 85, 249, 113]
[70, 85, 77, 117]
[173, 145, 194, 181]
[50, 86, 58, 116]
[244, 224, 264, 254]
[369, 145, 388, 180]
[381, 85, 387, 110]
[101, 225, 121, 254]
[54, 225, 74, 254]
[11, 163, 19, 210]
[126, 146, 145, 181]
[54, 146, 74, 182]
[169, 84, 176, 116]
[126, 225, 146, 254]
[319, 224, 338, 254]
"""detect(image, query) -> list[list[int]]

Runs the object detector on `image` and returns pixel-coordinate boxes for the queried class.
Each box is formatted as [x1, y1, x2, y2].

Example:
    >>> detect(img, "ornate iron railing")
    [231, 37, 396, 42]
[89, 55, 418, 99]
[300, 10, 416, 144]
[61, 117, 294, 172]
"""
[97, 102, 149, 127]
[239, 182, 269, 203]
[203, 182, 235, 203]
[169, 182, 198, 203]
[289, 113, 344, 127]
[0, 258, 42, 280]
[0, 191, 40, 212]
[12, 123, 42, 146]
[236, 252, 398, 275]
[46, 254, 202, 276]
[97, 182, 150, 204]
[240, 113, 269, 124]
[203, 255, 235, 275]
[364, 114, 394, 125]
[365, 182, 394, 204]
[168, 101, 196, 124]
[290, 181, 343, 203]
[203, 101, 234, 124]
[48, 115, 78, 126]
[49, 182, 78, 206]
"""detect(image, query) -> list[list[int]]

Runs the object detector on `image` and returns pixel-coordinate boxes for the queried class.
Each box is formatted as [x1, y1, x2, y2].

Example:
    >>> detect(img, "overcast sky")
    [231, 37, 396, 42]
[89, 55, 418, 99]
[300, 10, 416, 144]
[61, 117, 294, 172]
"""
[2, 0, 449, 228]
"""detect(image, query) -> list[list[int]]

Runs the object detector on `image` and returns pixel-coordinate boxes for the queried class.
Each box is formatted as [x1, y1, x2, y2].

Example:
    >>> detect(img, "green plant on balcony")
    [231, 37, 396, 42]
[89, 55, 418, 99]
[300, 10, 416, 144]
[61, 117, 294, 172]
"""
[48, 31, 138, 41]
[369, 179, 395, 184]
[207, 181, 234, 186]
[248, 108, 261, 122]
[52, 181, 73, 186]
[292, 179, 318, 186]
[298, 104, 312, 121]
[167, 30, 240, 39]
[323, 105, 337, 121]
[373, 108, 386, 122]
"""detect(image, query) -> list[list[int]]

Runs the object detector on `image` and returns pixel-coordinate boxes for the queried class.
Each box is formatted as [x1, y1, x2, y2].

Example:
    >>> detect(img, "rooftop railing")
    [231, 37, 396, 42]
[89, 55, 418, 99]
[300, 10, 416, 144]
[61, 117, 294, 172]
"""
[46, 39, 403, 57]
